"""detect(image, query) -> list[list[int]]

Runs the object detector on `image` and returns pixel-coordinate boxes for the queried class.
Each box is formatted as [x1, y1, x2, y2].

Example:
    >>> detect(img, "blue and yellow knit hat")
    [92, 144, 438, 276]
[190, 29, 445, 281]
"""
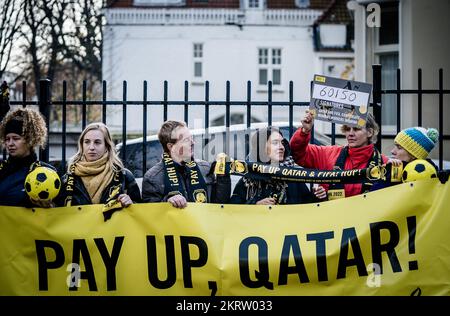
[394, 127, 439, 159]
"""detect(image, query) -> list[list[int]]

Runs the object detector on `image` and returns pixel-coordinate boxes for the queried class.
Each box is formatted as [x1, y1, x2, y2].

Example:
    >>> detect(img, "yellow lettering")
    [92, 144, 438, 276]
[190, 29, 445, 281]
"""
[268, 166, 280, 174]
[190, 170, 199, 185]
[166, 167, 178, 184]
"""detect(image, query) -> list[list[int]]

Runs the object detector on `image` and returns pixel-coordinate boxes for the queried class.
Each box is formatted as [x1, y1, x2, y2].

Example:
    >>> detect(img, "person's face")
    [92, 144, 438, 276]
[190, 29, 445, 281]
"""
[266, 132, 285, 163]
[168, 126, 194, 163]
[5, 133, 31, 158]
[391, 143, 415, 162]
[343, 126, 373, 148]
[82, 129, 107, 162]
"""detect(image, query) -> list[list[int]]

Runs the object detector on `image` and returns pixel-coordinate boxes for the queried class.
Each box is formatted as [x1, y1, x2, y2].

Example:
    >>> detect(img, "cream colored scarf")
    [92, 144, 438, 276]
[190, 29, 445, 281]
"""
[73, 153, 114, 204]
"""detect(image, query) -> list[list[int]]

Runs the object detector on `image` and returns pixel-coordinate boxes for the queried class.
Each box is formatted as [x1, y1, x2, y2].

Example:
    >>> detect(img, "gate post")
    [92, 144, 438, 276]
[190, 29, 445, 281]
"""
[372, 64, 382, 152]
[38, 79, 51, 163]
[0, 81, 10, 121]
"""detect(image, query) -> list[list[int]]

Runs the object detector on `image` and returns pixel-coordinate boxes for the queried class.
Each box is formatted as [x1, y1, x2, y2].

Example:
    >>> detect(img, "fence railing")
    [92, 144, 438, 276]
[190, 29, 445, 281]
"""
[372, 65, 449, 170]
[105, 8, 322, 26]
[5, 64, 450, 175]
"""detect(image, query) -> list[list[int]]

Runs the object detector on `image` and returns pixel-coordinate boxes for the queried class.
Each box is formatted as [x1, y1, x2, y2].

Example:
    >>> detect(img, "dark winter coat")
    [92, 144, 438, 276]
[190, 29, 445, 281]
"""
[230, 177, 316, 205]
[0, 152, 56, 207]
[142, 160, 231, 204]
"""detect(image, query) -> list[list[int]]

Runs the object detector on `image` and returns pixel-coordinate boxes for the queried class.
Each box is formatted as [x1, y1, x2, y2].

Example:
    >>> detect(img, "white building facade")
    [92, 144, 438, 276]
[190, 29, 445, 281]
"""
[349, 0, 450, 159]
[103, 0, 354, 135]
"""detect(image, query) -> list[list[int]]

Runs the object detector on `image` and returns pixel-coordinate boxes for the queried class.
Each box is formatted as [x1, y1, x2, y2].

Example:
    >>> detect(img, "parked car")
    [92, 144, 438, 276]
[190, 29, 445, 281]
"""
[116, 122, 331, 190]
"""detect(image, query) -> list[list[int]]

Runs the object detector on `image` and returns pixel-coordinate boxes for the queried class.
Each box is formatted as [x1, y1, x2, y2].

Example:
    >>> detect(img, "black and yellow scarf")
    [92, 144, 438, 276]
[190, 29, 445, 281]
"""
[327, 146, 382, 199]
[162, 152, 208, 203]
[242, 156, 297, 204]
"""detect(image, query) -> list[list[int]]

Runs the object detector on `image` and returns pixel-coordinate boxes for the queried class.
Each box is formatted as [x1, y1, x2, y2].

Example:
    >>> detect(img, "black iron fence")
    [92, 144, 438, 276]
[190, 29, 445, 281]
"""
[4, 64, 450, 175]
[372, 65, 449, 170]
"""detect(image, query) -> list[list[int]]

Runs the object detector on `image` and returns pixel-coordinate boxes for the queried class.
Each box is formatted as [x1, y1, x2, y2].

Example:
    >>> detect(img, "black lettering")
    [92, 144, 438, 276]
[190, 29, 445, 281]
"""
[239, 237, 273, 289]
[306, 231, 334, 282]
[71, 239, 97, 291]
[94, 237, 124, 291]
[146, 235, 176, 289]
[370, 221, 402, 273]
[180, 236, 208, 288]
[337, 228, 367, 279]
[35, 240, 65, 291]
[278, 235, 309, 285]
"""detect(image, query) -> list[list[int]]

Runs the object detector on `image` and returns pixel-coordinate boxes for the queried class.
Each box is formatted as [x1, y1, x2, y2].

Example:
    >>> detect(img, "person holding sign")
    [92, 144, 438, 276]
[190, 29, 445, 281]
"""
[230, 127, 326, 205]
[142, 120, 230, 208]
[0, 107, 55, 207]
[290, 110, 388, 199]
[56, 122, 141, 207]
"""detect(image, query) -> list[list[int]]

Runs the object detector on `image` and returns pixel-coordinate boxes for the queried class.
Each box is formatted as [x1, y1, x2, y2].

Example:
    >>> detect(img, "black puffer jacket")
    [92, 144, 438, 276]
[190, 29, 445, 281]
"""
[230, 177, 316, 205]
[0, 152, 56, 207]
[57, 168, 142, 206]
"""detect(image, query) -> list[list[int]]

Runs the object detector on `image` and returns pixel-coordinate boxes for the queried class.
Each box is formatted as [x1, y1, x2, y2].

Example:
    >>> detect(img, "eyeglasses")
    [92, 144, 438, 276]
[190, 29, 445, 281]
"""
[171, 135, 194, 144]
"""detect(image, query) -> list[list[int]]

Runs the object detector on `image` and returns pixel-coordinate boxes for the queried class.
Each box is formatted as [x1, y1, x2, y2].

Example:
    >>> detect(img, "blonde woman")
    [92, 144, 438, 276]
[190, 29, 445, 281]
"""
[57, 122, 141, 207]
[0, 107, 54, 207]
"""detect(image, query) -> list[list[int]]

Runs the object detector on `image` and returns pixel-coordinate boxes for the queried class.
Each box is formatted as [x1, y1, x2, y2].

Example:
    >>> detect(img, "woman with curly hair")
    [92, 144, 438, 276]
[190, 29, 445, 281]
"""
[0, 107, 54, 207]
[57, 122, 141, 208]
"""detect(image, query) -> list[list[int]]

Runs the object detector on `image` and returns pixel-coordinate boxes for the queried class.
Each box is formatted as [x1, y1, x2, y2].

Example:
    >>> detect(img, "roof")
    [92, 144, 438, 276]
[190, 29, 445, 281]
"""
[267, 0, 329, 9]
[314, 0, 352, 25]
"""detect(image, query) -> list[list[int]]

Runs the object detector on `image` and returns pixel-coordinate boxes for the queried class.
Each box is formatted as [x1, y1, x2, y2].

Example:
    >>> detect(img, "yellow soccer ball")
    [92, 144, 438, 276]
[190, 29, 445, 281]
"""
[402, 159, 437, 183]
[25, 166, 61, 201]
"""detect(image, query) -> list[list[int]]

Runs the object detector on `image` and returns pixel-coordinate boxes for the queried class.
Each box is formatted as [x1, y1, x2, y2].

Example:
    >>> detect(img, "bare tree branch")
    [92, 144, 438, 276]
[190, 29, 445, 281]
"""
[0, 0, 23, 78]
[62, 0, 103, 79]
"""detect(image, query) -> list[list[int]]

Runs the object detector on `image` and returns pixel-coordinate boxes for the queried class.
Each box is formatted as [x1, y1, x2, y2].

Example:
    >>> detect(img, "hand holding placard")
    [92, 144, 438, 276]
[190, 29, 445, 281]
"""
[309, 75, 372, 127]
[301, 110, 314, 134]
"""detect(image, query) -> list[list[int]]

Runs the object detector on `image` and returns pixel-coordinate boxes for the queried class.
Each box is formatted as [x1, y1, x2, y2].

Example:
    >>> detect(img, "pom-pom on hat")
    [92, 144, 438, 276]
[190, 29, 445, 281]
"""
[394, 127, 439, 159]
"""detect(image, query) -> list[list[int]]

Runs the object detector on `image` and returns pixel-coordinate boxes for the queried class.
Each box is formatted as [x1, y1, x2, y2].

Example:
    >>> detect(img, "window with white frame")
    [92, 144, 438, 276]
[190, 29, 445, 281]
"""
[295, 0, 310, 8]
[193, 43, 203, 79]
[373, 1, 399, 129]
[244, 0, 265, 10]
[258, 48, 282, 86]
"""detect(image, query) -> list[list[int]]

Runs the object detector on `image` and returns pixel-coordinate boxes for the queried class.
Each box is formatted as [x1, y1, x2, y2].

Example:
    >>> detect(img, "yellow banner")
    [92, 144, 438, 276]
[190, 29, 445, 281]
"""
[1, 179, 449, 296]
